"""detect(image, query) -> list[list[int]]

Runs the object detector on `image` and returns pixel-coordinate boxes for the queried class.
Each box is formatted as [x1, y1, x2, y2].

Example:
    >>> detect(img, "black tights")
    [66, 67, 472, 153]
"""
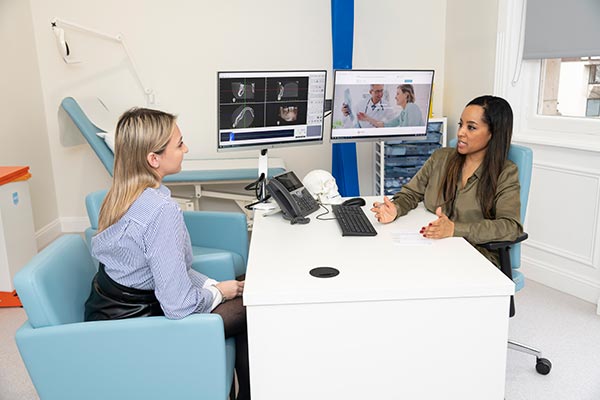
[212, 296, 250, 400]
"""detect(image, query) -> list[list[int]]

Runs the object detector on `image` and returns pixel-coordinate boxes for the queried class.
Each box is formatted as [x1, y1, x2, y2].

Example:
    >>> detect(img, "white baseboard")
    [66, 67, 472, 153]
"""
[35, 219, 62, 250]
[60, 217, 89, 234]
[35, 217, 88, 250]
[522, 255, 600, 314]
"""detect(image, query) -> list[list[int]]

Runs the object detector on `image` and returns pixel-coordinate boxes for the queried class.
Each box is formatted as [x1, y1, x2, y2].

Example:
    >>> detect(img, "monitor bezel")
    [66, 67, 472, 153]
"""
[330, 69, 435, 143]
[217, 69, 327, 152]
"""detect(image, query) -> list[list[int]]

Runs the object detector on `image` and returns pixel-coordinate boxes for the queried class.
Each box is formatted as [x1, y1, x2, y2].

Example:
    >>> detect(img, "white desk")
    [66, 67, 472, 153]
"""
[244, 199, 514, 400]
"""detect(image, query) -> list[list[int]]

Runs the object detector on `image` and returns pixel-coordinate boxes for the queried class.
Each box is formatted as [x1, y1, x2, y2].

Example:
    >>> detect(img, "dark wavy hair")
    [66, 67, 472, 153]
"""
[439, 95, 513, 219]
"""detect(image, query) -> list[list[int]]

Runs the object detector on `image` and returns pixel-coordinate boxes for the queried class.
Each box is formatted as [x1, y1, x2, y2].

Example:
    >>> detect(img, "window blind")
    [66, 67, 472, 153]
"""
[523, 0, 600, 59]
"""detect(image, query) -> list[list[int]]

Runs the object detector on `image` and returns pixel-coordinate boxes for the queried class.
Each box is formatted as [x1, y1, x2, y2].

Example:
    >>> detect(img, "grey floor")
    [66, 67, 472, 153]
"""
[1, 279, 600, 400]
[504, 280, 600, 400]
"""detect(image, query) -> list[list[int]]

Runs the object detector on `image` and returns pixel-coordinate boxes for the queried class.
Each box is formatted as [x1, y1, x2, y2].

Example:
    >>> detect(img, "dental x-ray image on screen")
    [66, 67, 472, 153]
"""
[218, 70, 326, 150]
[331, 69, 434, 142]
[231, 81, 256, 101]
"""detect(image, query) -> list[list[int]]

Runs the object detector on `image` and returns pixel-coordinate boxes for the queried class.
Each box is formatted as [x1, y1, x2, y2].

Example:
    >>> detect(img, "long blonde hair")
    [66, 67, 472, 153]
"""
[98, 108, 177, 232]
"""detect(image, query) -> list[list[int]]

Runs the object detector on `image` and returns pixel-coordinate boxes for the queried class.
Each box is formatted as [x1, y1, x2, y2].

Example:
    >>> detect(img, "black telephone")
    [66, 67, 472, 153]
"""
[266, 171, 320, 224]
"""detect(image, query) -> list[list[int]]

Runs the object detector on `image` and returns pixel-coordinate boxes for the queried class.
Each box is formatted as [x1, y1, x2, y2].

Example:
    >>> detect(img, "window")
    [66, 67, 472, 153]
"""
[539, 57, 600, 118]
[589, 65, 600, 85]
[587, 99, 600, 117]
[496, 0, 600, 151]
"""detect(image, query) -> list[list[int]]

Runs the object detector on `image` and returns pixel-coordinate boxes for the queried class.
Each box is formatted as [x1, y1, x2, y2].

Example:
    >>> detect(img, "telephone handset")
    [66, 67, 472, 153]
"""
[266, 171, 320, 224]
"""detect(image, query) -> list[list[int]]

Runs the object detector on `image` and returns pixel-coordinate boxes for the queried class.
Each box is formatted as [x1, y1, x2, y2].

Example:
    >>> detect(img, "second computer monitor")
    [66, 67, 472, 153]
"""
[331, 69, 434, 142]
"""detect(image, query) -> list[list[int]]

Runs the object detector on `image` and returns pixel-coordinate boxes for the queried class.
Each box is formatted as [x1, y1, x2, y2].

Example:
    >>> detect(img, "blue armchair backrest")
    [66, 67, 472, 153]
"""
[507, 144, 532, 224]
[85, 189, 248, 277]
[505, 144, 532, 278]
[86, 189, 108, 231]
[13, 235, 96, 328]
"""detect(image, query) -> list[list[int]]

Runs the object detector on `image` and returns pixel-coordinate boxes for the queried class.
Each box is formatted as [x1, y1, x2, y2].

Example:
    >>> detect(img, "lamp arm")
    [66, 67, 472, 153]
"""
[50, 17, 155, 105]
[118, 35, 154, 101]
[51, 17, 119, 42]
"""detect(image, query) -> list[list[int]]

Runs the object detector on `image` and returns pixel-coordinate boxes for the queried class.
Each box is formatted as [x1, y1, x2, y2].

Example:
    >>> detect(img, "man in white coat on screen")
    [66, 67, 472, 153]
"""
[341, 84, 391, 128]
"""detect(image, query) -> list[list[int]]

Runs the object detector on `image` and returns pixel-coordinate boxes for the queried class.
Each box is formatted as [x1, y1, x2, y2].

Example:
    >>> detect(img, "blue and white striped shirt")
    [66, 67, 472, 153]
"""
[91, 185, 220, 319]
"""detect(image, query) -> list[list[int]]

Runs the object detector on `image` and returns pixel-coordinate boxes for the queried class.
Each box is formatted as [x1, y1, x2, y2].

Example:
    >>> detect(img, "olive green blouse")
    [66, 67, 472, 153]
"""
[390, 147, 523, 267]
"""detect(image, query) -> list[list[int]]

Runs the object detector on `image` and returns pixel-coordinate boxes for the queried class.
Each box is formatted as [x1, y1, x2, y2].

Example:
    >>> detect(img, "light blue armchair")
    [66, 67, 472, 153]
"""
[85, 189, 249, 279]
[14, 234, 236, 400]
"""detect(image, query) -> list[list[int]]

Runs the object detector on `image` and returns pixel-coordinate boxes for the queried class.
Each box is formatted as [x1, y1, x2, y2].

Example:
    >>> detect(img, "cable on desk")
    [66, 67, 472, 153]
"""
[315, 203, 337, 220]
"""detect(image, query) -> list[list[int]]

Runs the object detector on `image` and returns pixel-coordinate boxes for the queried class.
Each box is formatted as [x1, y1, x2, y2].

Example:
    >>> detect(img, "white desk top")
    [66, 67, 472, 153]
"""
[244, 197, 514, 306]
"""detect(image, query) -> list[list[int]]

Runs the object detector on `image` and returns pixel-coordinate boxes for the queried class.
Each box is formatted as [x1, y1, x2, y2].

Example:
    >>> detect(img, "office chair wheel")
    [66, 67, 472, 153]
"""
[535, 357, 552, 375]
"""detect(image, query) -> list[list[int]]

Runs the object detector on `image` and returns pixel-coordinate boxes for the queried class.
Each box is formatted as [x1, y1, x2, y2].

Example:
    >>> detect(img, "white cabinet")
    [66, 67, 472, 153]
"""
[374, 117, 447, 196]
[0, 176, 37, 292]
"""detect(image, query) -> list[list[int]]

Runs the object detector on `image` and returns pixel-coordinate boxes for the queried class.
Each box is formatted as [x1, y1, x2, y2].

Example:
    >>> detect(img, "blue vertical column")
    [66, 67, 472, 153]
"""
[331, 0, 359, 197]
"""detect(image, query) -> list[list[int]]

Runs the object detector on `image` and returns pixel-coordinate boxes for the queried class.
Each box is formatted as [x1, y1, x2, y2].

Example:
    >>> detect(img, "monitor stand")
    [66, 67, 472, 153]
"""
[251, 148, 276, 210]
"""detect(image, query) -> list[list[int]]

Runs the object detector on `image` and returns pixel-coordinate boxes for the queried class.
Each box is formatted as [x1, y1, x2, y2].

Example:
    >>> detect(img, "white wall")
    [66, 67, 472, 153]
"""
[0, 0, 59, 249]
[443, 0, 499, 141]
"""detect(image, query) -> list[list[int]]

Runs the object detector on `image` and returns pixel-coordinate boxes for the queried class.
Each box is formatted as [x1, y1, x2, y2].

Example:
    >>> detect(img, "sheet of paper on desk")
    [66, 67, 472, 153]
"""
[391, 231, 432, 246]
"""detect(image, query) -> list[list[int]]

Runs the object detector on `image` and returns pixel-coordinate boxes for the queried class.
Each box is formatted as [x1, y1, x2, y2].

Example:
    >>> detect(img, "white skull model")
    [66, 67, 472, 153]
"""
[302, 170, 342, 205]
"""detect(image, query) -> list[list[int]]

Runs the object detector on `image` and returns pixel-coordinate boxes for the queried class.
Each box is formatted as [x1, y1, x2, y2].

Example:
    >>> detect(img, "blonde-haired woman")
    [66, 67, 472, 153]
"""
[85, 108, 250, 400]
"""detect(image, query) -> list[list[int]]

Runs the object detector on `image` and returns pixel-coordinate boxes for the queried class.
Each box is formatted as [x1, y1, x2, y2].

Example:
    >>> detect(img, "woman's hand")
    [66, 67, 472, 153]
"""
[215, 280, 244, 301]
[370, 196, 398, 224]
[421, 207, 454, 239]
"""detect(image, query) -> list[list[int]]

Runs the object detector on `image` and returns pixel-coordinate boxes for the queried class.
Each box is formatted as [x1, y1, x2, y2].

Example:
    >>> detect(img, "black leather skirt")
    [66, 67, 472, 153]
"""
[84, 263, 164, 321]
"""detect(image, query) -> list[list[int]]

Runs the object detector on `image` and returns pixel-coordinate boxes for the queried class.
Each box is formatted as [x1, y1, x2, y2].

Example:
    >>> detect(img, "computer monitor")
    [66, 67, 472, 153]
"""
[217, 70, 327, 207]
[330, 69, 434, 142]
[218, 70, 327, 151]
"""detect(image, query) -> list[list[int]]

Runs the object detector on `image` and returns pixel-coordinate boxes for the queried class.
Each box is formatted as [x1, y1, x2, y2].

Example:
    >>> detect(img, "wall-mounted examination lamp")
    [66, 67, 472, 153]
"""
[50, 17, 155, 105]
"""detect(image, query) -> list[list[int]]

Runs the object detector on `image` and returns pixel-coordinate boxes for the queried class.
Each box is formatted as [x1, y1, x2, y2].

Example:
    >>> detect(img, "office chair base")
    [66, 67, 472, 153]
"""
[508, 340, 552, 375]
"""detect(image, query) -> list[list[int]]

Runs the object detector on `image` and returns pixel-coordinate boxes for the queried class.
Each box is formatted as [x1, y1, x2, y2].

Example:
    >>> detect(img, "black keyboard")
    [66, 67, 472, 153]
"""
[332, 205, 377, 237]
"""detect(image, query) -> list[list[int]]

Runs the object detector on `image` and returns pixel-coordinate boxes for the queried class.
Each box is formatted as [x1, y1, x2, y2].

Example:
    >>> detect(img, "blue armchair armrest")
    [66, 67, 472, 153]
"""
[191, 252, 236, 282]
